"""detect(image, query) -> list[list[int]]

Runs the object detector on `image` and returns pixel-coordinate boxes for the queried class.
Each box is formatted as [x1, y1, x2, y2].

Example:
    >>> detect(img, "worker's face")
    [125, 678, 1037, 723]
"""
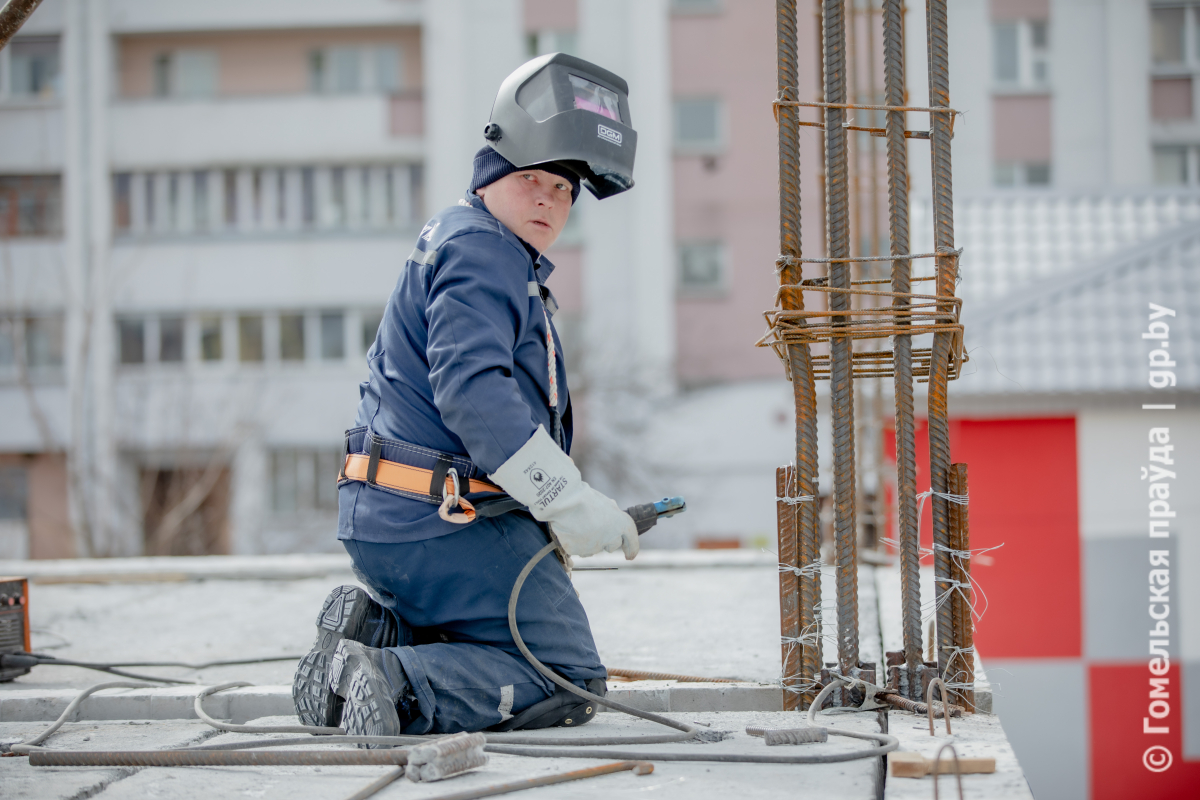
[476, 169, 573, 253]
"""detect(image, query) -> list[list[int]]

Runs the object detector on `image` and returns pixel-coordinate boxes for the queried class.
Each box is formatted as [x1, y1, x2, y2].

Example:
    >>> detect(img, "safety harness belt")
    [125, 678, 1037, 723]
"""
[340, 450, 523, 524]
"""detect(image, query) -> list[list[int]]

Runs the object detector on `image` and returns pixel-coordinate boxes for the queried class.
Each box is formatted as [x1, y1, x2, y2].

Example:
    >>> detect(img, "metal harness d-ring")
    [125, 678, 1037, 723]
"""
[437, 468, 473, 524]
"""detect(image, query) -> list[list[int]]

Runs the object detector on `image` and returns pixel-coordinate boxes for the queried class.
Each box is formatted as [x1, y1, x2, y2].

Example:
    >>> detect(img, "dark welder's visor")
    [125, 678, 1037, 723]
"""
[518, 72, 624, 124]
[568, 75, 622, 121]
[491, 53, 637, 199]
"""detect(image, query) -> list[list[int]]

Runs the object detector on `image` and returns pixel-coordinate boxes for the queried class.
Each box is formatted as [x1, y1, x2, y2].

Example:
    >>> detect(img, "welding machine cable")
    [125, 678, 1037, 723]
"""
[17, 545, 896, 766]
[7, 681, 152, 755]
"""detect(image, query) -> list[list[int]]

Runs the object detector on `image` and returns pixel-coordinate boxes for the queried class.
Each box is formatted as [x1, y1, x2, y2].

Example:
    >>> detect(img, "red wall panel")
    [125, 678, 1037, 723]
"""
[891, 417, 1082, 658]
[1090, 663, 1200, 800]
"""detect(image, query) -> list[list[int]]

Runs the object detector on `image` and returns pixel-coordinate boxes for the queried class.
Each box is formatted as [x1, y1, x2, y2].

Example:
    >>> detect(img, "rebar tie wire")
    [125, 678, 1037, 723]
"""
[759, 251, 967, 380]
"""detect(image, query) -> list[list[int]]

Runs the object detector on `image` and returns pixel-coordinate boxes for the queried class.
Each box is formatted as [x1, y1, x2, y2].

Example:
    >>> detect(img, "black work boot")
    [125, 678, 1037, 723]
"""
[293, 586, 397, 727]
[330, 640, 411, 744]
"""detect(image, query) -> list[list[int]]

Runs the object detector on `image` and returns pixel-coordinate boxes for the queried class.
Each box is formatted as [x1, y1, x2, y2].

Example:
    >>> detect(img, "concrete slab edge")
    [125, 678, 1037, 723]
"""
[0, 550, 792, 584]
[0, 683, 799, 723]
[0, 681, 992, 722]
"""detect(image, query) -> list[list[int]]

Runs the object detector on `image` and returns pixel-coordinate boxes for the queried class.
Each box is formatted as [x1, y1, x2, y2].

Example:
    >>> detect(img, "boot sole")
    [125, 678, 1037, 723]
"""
[293, 586, 376, 727]
[340, 663, 403, 745]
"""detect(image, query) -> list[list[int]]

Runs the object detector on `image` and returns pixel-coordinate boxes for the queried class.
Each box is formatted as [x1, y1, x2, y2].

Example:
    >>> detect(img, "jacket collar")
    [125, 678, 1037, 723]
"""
[463, 192, 557, 282]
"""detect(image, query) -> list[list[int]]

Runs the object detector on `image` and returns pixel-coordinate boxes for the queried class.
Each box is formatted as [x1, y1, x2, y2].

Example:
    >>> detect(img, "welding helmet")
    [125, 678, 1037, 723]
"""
[483, 53, 637, 200]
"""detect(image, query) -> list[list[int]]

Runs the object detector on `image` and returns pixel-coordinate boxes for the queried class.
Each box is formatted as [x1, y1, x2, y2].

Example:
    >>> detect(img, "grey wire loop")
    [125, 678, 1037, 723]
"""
[8, 681, 151, 755]
[931, 742, 965, 800]
[195, 682, 344, 735]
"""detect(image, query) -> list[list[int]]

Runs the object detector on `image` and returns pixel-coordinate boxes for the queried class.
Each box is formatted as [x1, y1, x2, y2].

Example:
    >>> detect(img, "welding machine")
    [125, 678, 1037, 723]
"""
[0, 576, 31, 682]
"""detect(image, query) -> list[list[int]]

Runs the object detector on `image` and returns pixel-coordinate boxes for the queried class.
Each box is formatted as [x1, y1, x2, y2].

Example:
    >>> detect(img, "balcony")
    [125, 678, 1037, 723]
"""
[109, 93, 423, 168]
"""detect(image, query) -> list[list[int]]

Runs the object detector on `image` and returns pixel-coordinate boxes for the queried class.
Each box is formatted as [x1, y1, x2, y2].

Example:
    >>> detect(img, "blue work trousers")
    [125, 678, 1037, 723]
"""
[343, 512, 606, 734]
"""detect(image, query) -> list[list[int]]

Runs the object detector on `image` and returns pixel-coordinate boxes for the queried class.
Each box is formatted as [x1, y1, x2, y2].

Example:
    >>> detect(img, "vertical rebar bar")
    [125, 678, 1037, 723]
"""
[777, 467, 801, 708]
[882, 0, 921, 696]
[776, 0, 822, 709]
[822, 0, 858, 677]
[949, 463, 974, 711]
[925, 0, 956, 676]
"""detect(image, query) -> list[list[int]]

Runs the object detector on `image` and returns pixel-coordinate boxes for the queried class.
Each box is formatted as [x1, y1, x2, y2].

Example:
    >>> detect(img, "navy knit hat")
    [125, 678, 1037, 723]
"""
[468, 146, 581, 204]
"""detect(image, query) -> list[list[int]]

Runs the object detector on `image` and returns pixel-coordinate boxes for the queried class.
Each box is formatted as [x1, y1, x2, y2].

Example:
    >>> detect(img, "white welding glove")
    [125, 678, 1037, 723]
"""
[490, 425, 639, 560]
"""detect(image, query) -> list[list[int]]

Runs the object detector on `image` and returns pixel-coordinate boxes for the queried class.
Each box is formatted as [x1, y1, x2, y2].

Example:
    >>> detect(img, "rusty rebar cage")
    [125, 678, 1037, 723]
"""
[771, 0, 973, 709]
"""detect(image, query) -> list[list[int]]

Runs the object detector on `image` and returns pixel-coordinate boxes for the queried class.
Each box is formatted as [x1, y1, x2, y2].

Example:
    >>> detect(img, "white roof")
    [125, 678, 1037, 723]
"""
[908, 192, 1200, 395]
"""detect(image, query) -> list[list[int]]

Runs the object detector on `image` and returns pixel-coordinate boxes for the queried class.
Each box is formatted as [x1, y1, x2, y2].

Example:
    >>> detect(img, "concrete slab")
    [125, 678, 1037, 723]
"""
[9, 712, 880, 800]
[9, 558, 816, 691]
[0, 719, 218, 800]
[881, 705, 1034, 799]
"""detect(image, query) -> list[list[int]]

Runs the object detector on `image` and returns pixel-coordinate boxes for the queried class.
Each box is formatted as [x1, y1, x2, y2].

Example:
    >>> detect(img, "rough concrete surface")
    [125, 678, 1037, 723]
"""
[0, 719, 219, 800]
[3, 713, 882, 800]
[0, 554, 1030, 797]
[6, 557, 881, 690]
[882, 707, 1035, 799]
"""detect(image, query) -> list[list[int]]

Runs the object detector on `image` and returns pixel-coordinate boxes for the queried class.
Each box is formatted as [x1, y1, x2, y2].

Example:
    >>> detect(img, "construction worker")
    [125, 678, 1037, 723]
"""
[292, 54, 640, 737]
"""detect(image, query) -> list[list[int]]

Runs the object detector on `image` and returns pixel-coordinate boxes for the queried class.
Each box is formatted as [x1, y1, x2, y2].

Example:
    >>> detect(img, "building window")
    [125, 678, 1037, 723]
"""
[23, 315, 64, 369]
[0, 315, 63, 370]
[309, 46, 402, 94]
[271, 449, 340, 514]
[117, 318, 145, 364]
[994, 161, 1052, 187]
[674, 98, 723, 151]
[239, 315, 264, 362]
[671, 0, 723, 13]
[677, 241, 726, 295]
[1152, 77, 1194, 121]
[280, 314, 305, 361]
[1148, 145, 1200, 186]
[1152, 7, 1187, 65]
[152, 50, 218, 98]
[526, 30, 578, 58]
[199, 316, 223, 361]
[5, 36, 60, 100]
[320, 312, 344, 360]
[0, 466, 28, 521]
[160, 316, 185, 362]
[362, 310, 384, 354]
[993, 19, 1049, 89]
[0, 175, 62, 237]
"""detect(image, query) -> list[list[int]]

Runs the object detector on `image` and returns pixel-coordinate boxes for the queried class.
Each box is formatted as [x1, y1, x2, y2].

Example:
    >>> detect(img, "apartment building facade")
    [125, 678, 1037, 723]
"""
[0, 0, 679, 559]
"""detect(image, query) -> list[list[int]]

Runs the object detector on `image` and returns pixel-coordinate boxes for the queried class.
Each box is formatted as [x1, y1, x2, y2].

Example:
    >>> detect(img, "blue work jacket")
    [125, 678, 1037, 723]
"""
[338, 194, 572, 544]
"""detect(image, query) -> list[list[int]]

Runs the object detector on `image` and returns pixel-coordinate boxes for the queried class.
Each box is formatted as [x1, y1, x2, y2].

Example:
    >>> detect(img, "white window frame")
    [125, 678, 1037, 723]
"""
[992, 18, 1050, 92]
[992, 161, 1053, 189]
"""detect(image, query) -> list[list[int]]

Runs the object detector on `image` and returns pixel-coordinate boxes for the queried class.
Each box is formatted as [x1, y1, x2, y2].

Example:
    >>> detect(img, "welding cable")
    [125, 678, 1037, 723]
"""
[7, 681, 152, 755]
[193, 682, 344, 735]
[0, 653, 198, 684]
[20, 545, 895, 767]
[70, 655, 306, 670]
[182, 544, 897, 763]
[487, 542, 899, 763]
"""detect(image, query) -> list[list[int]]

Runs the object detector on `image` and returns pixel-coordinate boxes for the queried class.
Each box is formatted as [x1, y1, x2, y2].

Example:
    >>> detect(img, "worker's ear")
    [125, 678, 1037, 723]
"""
[474, 186, 487, 199]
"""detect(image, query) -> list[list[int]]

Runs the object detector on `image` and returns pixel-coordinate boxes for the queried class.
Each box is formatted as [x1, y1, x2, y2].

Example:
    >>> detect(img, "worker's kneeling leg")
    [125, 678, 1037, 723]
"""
[344, 512, 607, 734]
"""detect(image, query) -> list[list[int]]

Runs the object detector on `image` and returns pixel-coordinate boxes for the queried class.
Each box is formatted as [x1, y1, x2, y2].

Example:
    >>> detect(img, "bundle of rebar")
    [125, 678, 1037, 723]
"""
[772, 0, 971, 707]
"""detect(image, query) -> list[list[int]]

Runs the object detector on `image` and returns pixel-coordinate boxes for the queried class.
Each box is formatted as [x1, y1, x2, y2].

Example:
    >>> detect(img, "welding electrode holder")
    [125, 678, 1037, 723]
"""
[625, 497, 686, 535]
